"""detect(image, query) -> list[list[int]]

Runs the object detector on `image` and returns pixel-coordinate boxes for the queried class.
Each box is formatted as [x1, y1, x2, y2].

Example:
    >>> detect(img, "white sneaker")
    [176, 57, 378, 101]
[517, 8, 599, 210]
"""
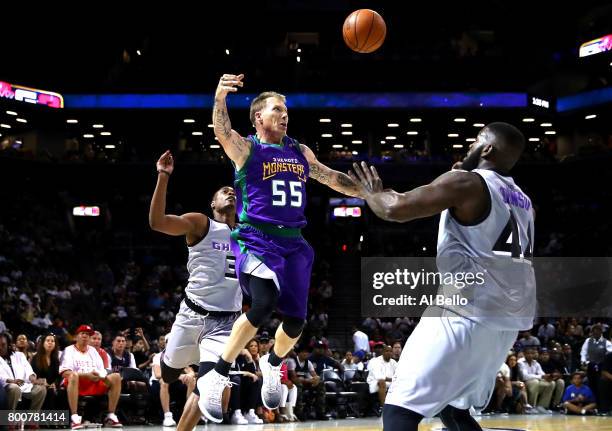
[231, 410, 248, 425]
[259, 353, 283, 409]
[163, 413, 176, 427]
[536, 406, 552, 414]
[244, 409, 263, 424]
[71, 415, 84, 430]
[197, 369, 233, 423]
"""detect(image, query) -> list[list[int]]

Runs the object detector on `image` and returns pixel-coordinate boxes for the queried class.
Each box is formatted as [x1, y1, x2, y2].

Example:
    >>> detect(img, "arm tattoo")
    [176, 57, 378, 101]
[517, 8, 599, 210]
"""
[213, 100, 232, 139]
[336, 173, 356, 188]
[309, 163, 331, 185]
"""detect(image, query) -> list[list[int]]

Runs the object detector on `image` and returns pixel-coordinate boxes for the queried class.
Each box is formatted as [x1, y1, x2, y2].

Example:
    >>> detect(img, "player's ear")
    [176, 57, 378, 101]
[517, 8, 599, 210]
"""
[481, 144, 494, 159]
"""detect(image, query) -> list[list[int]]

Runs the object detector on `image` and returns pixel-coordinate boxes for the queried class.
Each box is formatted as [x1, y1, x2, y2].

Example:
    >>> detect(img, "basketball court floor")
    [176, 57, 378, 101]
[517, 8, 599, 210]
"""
[70, 414, 610, 431]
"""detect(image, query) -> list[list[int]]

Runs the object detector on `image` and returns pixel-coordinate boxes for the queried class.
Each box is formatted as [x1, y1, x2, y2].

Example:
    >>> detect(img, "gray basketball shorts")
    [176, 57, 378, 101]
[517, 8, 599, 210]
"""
[163, 300, 238, 369]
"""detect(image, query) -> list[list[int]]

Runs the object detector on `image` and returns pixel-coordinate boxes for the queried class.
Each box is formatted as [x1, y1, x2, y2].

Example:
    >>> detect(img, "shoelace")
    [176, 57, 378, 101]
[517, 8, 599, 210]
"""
[265, 365, 283, 393]
[208, 374, 235, 407]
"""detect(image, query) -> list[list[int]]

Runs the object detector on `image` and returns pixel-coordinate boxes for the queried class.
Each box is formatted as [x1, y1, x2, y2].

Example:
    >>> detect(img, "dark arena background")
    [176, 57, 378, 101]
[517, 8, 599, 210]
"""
[1, 2, 612, 431]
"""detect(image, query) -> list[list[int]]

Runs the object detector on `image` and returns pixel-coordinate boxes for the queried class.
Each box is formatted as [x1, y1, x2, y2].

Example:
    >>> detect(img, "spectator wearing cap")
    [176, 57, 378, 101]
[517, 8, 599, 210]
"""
[366, 345, 397, 411]
[258, 332, 271, 356]
[0, 332, 47, 414]
[89, 331, 110, 370]
[30, 334, 61, 409]
[309, 340, 344, 377]
[352, 326, 370, 356]
[60, 325, 123, 429]
[519, 347, 554, 413]
[538, 348, 565, 409]
[562, 372, 597, 415]
[287, 344, 326, 421]
[580, 324, 612, 402]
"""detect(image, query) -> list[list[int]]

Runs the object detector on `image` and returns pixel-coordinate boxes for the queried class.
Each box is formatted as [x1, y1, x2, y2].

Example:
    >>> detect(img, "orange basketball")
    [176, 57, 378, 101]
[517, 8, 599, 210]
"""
[342, 9, 386, 53]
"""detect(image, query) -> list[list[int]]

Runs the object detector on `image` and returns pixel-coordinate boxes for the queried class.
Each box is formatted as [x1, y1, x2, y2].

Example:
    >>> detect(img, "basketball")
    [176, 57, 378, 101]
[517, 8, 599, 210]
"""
[342, 9, 386, 53]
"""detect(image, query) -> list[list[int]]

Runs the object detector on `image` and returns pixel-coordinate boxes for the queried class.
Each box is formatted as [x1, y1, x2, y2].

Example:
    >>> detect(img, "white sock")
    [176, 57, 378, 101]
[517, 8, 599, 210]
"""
[71, 414, 81, 423]
[164, 412, 173, 418]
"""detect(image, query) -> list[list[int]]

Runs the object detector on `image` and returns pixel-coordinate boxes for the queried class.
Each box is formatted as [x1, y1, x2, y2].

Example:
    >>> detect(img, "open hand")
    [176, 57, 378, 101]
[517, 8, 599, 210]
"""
[348, 162, 383, 196]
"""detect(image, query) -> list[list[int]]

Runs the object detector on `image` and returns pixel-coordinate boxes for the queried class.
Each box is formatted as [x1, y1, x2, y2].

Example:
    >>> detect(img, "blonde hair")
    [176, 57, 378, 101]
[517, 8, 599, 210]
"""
[249, 91, 286, 126]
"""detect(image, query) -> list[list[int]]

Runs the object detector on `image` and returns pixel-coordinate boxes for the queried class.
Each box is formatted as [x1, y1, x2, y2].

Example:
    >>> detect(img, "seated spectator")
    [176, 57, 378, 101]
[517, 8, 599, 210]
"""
[15, 334, 35, 361]
[60, 325, 123, 429]
[89, 331, 110, 369]
[562, 343, 578, 373]
[30, 334, 61, 409]
[149, 349, 195, 427]
[108, 334, 136, 373]
[288, 344, 326, 421]
[233, 339, 264, 424]
[391, 341, 402, 361]
[562, 372, 597, 415]
[131, 328, 153, 372]
[366, 345, 397, 412]
[599, 352, 612, 415]
[519, 348, 554, 413]
[537, 321, 556, 345]
[341, 351, 363, 381]
[517, 331, 541, 350]
[506, 354, 533, 413]
[0, 332, 46, 411]
[539, 348, 566, 409]
[310, 340, 344, 377]
[278, 360, 298, 422]
[371, 341, 385, 358]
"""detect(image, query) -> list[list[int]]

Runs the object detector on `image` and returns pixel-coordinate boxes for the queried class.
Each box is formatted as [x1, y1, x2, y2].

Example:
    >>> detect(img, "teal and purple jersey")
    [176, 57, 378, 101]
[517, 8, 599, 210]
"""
[234, 135, 308, 229]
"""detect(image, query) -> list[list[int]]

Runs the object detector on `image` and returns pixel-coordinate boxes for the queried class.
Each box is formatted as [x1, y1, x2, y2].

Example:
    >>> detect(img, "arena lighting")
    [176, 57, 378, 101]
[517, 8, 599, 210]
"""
[0, 80, 64, 108]
[385, 136, 396, 140]
[0, 124, 11, 129]
[16, 118, 27, 123]
[393, 144, 404, 148]
[192, 131, 203, 136]
[207, 124, 214, 128]
[529, 138, 540, 142]
[522, 118, 535, 122]
[183, 119, 195, 123]
[104, 144, 116, 149]
[473, 123, 485, 127]
[210, 144, 220, 149]
[585, 114, 597, 119]
[466, 138, 476, 142]
[83, 134, 94, 138]
[452, 144, 463, 148]
[387, 123, 399, 127]
[545, 131, 556, 135]
[93, 124, 104, 129]
[454, 118, 466, 122]
[540, 123, 552, 127]
[579, 33, 612, 57]
[6, 111, 17, 116]
[136, 50, 142, 56]
[409, 118, 422, 122]
[407, 131, 418, 135]
[296, 56, 301, 63]
[351, 140, 362, 144]
[73, 206, 100, 217]
[341, 131, 353, 135]
[352, 151, 358, 155]
[448, 133, 459, 137]
[332, 207, 362, 218]
[319, 118, 331, 123]
[100, 132, 111, 136]
[66, 119, 78, 124]
[341, 123, 352, 128]
[380, 140, 386, 144]
[332, 144, 343, 148]
[321, 133, 333, 138]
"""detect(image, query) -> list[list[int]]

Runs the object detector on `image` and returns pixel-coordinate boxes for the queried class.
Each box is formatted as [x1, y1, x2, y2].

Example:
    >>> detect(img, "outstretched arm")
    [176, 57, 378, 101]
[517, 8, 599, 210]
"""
[213, 74, 252, 169]
[348, 162, 486, 223]
[149, 151, 208, 243]
[300, 144, 364, 198]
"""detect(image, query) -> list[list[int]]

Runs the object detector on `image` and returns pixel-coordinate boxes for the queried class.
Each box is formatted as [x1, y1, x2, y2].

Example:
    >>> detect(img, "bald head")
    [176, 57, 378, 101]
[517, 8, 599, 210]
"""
[479, 122, 525, 172]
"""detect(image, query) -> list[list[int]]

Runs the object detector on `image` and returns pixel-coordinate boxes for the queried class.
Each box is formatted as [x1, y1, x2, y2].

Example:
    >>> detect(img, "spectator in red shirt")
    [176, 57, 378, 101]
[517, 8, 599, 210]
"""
[89, 331, 110, 370]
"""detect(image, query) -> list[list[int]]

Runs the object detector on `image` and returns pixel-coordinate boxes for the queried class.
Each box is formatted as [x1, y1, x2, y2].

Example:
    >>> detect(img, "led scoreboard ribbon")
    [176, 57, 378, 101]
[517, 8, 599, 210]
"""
[0, 81, 64, 108]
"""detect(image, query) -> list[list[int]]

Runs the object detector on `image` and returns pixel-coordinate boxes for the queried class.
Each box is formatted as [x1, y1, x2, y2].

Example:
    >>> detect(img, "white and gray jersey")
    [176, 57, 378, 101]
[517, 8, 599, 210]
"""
[185, 219, 242, 312]
[435, 168, 536, 330]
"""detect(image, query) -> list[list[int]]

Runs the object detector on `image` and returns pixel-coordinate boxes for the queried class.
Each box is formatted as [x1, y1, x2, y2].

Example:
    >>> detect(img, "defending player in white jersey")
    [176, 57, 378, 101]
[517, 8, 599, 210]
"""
[149, 150, 243, 430]
[350, 123, 535, 431]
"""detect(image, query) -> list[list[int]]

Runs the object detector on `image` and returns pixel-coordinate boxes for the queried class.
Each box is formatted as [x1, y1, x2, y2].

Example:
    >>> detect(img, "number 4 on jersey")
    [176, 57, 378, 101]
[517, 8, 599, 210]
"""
[493, 210, 533, 259]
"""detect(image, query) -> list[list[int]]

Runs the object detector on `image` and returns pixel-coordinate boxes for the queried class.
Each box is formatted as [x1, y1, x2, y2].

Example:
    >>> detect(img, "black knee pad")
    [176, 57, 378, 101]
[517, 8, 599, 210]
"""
[282, 316, 305, 339]
[382, 404, 423, 431]
[245, 275, 279, 327]
[193, 361, 216, 397]
[439, 406, 482, 431]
